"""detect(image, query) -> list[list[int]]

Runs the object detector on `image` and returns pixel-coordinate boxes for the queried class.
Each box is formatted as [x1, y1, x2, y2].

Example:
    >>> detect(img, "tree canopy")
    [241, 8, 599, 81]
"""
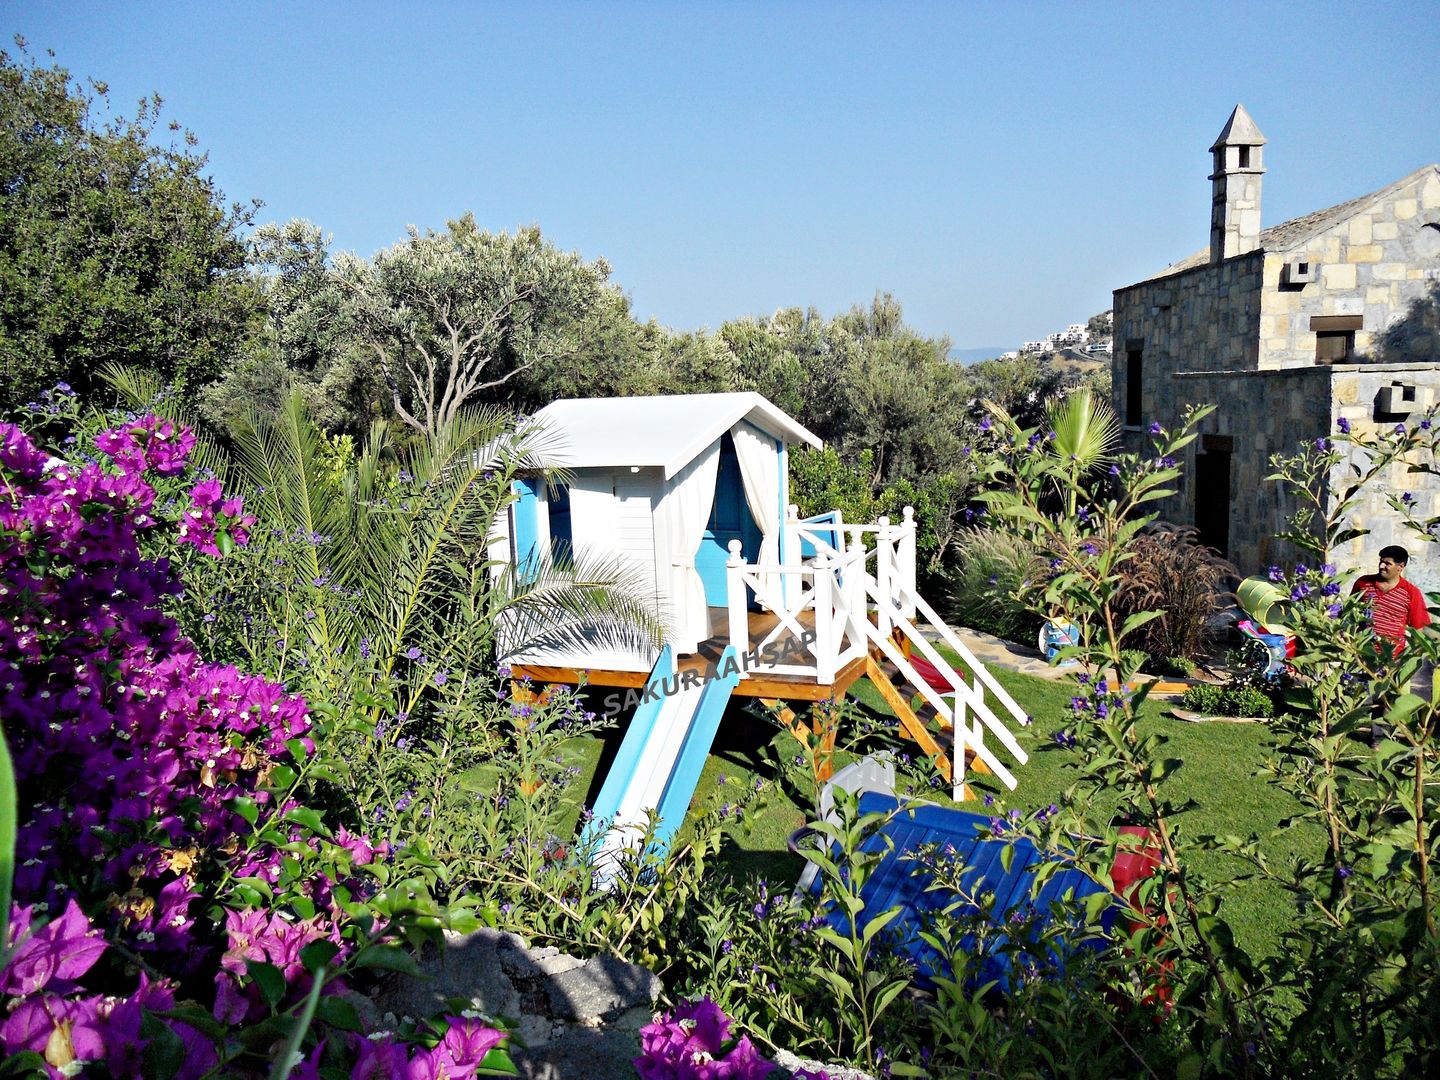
[336, 215, 610, 435]
[0, 40, 259, 410]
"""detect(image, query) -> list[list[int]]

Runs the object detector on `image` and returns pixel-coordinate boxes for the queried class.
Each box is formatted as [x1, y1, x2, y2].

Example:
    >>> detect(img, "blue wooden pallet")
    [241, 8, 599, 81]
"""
[809, 793, 1115, 988]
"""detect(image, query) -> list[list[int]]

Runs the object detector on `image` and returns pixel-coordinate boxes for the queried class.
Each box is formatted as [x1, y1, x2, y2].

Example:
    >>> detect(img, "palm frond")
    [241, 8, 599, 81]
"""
[1048, 387, 1120, 473]
[492, 547, 668, 659]
[99, 363, 233, 478]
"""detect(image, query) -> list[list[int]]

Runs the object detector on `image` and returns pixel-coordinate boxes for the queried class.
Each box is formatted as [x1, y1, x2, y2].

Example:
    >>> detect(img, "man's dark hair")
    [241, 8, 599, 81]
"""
[1380, 545, 1410, 565]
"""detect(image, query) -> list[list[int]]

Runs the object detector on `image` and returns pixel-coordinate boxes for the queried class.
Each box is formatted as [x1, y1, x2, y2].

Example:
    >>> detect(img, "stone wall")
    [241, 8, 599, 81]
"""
[1331, 363, 1440, 593]
[1163, 366, 1334, 575]
[1112, 253, 1266, 428]
[1119, 362, 1440, 591]
[1258, 168, 1440, 368]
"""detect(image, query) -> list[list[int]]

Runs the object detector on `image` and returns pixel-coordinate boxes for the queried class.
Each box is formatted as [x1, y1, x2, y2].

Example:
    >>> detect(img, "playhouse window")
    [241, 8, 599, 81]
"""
[546, 482, 573, 564]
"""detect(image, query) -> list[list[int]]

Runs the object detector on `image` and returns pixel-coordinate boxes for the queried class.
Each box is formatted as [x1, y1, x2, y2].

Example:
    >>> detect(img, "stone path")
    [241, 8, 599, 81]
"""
[944, 625, 1074, 681]
[944, 625, 1195, 695]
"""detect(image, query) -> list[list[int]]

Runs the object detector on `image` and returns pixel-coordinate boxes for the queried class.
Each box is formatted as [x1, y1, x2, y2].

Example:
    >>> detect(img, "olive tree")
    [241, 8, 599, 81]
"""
[338, 214, 609, 435]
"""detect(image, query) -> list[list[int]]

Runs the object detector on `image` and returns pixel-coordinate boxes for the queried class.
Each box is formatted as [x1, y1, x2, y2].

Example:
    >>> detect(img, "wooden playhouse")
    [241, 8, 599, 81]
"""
[490, 392, 1031, 856]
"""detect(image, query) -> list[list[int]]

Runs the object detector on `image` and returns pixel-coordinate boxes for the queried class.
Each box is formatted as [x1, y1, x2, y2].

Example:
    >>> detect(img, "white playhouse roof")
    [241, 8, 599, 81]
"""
[533, 392, 823, 479]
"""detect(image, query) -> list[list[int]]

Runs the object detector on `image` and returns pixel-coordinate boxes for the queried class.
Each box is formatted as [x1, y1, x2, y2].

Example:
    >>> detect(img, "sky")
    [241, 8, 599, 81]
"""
[6, 1, 1439, 353]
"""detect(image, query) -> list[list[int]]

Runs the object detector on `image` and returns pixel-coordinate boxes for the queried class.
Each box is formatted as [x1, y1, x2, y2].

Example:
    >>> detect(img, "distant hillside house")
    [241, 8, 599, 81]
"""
[1112, 105, 1440, 586]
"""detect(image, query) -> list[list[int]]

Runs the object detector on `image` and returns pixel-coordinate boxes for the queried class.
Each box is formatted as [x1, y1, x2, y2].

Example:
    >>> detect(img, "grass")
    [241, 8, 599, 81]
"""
[570, 661, 1323, 962]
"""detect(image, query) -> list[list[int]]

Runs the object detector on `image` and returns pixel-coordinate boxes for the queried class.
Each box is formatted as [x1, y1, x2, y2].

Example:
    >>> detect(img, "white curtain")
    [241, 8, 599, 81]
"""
[731, 422, 781, 608]
[658, 441, 722, 652]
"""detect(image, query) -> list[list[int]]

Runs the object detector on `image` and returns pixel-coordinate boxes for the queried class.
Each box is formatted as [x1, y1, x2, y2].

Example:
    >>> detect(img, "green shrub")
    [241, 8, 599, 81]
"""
[949, 527, 1045, 642]
[1180, 681, 1276, 717]
[1153, 655, 1198, 677]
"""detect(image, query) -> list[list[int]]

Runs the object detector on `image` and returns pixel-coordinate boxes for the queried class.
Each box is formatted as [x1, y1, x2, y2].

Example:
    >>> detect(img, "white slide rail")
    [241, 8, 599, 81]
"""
[593, 680, 708, 874]
[860, 576, 1028, 794]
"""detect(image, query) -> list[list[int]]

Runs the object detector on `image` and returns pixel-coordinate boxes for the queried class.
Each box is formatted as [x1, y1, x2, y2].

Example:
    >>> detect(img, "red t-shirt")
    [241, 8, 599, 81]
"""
[1351, 575, 1431, 653]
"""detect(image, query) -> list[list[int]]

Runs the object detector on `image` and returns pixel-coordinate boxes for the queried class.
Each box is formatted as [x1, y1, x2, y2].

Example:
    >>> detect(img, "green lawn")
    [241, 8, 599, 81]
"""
[571, 663, 1322, 961]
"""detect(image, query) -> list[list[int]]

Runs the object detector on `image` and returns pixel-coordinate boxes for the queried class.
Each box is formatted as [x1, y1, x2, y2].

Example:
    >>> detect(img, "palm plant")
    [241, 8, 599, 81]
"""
[105, 381, 664, 810]
[1043, 386, 1121, 516]
[229, 393, 663, 700]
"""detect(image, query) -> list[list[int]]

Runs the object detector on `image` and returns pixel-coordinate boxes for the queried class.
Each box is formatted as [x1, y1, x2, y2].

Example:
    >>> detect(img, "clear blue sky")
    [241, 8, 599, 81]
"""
[7, 1, 1438, 352]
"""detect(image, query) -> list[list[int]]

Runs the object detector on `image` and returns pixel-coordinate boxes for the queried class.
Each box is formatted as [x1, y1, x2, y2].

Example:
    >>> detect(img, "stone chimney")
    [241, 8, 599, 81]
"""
[1209, 104, 1266, 262]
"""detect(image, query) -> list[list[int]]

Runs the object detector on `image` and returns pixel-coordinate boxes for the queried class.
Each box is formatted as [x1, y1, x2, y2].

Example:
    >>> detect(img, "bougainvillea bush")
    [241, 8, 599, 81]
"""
[0, 415, 511, 1077]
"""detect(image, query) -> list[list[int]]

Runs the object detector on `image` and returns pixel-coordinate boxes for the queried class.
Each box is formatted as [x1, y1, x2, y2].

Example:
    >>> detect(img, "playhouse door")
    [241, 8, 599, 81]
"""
[695, 434, 761, 608]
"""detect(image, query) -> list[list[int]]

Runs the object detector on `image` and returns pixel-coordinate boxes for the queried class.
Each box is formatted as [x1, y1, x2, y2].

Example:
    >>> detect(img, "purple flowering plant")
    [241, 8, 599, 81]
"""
[0, 417, 514, 1077]
[633, 998, 774, 1080]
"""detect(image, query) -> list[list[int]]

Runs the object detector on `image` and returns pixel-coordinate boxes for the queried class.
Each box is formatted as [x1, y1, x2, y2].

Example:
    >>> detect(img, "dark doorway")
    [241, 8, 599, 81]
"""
[1194, 450, 1232, 557]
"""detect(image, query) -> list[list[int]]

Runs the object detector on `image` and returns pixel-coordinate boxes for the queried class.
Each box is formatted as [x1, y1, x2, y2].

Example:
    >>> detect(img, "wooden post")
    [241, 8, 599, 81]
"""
[813, 697, 838, 782]
[812, 552, 835, 683]
[726, 539, 747, 657]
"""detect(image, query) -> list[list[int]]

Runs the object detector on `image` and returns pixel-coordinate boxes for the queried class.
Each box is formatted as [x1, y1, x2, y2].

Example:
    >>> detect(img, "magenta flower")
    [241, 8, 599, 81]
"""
[432, 1016, 506, 1076]
[0, 900, 108, 996]
[178, 475, 255, 557]
[634, 998, 773, 1080]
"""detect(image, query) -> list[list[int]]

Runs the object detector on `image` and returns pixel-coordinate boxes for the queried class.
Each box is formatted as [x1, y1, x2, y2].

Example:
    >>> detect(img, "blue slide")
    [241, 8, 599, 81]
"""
[587, 646, 740, 882]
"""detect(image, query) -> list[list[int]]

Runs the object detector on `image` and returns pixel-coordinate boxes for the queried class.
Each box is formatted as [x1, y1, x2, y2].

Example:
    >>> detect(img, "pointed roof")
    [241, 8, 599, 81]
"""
[533, 392, 823, 479]
[1210, 104, 1266, 150]
[1125, 162, 1440, 286]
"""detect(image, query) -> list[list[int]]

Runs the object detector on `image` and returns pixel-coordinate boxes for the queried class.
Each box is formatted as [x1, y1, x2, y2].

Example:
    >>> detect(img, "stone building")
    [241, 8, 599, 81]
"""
[1112, 105, 1440, 586]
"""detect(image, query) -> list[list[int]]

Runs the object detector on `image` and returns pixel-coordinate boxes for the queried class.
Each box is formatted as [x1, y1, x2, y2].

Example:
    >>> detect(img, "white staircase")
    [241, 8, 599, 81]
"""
[723, 507, 1031, 800]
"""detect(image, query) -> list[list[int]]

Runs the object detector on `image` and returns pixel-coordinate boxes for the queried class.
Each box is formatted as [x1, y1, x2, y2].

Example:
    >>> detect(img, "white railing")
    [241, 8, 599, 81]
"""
[864, 574, 1030, 795]
[727, 504, 1029, 798]
[724, 536, 869, 683]
[789, 506, 917, 622]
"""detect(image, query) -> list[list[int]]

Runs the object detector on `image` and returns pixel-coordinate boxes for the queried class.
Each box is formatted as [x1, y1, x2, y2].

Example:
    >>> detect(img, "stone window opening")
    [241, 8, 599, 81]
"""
[1315, 331, 1355, 364]
[1238, 145, 1251, 168]
[1311, 315, 1362, 364]
[1125, 347, 1143, 425]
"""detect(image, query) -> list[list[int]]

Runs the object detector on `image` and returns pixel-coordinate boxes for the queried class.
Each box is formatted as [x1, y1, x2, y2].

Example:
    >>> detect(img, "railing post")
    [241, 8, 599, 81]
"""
[875, 516, 892, 637]
[846, 533, 866, 651]
[726, 539, 747, 657]
[784, 503, 800, 608]
[900, 505, 918, 619]
[812, 552, 836, 683]
[953, 723, 967, 803]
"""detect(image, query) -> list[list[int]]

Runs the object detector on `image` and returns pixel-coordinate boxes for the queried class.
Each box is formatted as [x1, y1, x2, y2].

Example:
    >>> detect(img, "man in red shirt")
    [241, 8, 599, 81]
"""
[1352, 545, 1431, 655]
[1352, 545, 1431, 745]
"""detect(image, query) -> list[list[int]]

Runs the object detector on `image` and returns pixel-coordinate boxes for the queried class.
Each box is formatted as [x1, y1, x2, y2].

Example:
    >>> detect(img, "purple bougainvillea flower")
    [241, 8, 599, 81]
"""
[0, 900, 108, 997]
[434, 1016, 505, 1075]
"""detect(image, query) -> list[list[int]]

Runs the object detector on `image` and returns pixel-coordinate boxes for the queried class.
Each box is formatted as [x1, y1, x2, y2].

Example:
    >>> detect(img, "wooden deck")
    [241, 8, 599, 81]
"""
[510, 607, 994, 790]
[510, 607, 869, 702]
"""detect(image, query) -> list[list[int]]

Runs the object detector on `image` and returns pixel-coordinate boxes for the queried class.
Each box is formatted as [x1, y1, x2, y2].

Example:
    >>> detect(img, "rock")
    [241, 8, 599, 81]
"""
[373, 927, 528, 1020]
[511, 1023, 645, 1080]
[370, 928, 661, 1080]
[772, 1047, 877, 1080]
[545, 954, 661, 1022]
